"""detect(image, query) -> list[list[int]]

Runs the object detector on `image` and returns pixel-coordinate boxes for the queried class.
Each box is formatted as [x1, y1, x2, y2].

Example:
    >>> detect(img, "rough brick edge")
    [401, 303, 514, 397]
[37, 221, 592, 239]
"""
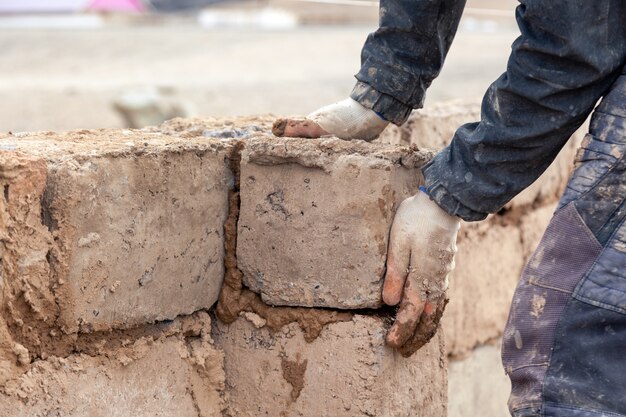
[214, 140, 355, 342]
[0, 152, 227, 398]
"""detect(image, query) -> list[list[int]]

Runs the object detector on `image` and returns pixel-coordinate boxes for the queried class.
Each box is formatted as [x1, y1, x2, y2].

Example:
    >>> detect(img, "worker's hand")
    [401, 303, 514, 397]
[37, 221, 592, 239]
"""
[383, 191, 460, 357]
[272, 98, 389, 141]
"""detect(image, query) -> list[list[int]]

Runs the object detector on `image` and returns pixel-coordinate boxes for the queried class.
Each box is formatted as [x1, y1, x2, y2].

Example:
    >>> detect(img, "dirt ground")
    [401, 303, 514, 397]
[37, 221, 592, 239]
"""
[0, 0, 519, 133]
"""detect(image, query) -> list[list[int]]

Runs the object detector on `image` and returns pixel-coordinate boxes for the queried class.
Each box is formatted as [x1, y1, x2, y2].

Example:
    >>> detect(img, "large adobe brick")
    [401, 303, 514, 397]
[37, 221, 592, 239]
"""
[448, 343, 510, 417]
[0, 151, 54, 383]
[0, 331, 225, 417]
[442, 221, 525, 357]
[443, 203, 558, 357]
[237, 137, 430, 309]
[0, 129, 234, 332]
[213, 314, 446, 417]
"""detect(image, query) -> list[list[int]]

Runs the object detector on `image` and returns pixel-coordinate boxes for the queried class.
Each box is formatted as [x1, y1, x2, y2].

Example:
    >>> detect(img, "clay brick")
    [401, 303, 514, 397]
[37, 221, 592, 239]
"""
[0, 335, 224, 417]
[443, 202, 558, 357]
[237, 137, 430, 309]
[443, 221, 525, 357]
[0, 130, 234, 332]
[0, 151, 53, 383]
[213, 314, 446, 417]
[448, 343, 510, 417]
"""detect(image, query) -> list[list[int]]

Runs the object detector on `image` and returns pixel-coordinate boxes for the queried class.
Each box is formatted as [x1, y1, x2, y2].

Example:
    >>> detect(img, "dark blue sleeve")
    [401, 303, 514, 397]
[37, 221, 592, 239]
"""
[423, 0, 626, 221]
[350, 0, 467, 125]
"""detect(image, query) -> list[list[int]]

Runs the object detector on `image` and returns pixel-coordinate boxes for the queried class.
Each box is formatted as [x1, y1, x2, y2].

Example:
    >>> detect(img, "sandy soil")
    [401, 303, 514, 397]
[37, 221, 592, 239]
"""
[0, 0, 518, 133]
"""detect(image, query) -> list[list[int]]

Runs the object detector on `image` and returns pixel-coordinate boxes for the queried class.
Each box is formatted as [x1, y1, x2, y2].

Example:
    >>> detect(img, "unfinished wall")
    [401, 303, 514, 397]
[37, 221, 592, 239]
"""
[0, 132, 231, 416]
[0, 103, 581, 416]
[0, 118, 443, 416]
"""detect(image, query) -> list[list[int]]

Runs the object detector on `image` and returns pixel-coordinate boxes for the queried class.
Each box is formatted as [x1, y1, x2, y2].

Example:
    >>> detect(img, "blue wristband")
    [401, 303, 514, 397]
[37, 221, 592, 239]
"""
[419, 185, 429, 195]
[374, 111, 388, 122]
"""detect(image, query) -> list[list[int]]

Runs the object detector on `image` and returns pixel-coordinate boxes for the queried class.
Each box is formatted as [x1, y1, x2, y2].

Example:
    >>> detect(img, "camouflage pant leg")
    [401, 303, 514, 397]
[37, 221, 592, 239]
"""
[502, 68, 626, 417]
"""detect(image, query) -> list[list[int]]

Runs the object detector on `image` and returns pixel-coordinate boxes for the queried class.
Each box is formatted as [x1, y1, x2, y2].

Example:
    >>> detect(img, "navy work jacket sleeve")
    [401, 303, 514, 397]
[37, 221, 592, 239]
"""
[425, 1, 626, 221]
[351, 0, 466, 125]
[353, 0, 626, 221]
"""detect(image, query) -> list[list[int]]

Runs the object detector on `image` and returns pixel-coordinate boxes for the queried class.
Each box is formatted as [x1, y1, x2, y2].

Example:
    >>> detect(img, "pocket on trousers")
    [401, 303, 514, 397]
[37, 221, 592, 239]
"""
[501, 203, 602, 412]
[525, 203, 602, 292]
[575, 216, 626, 315]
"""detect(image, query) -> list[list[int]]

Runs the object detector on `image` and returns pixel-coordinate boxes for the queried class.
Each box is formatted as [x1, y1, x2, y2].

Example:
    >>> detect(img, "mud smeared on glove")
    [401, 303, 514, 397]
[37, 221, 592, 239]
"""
[396, 298, 448, 358]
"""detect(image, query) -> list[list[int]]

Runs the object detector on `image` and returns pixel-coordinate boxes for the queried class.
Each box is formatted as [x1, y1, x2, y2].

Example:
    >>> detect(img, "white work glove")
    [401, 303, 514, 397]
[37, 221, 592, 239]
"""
[383, 190, 460, 357]
[272, 98, 389, 141]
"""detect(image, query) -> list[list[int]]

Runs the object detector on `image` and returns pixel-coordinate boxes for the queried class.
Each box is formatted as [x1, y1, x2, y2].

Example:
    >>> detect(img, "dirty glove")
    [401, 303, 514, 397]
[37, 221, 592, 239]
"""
[383, 190, 460, 357]
[272, 98, 389, 141]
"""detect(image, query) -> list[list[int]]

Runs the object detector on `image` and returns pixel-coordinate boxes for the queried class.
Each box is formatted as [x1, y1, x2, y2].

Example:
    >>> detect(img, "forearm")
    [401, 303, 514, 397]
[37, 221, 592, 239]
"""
[351, 0, 467, 125]
[423, 0, 626, 221]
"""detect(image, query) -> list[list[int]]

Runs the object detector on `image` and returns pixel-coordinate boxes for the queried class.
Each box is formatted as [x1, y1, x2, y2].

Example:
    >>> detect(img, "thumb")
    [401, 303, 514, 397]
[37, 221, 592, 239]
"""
[382, 209, 411, 306]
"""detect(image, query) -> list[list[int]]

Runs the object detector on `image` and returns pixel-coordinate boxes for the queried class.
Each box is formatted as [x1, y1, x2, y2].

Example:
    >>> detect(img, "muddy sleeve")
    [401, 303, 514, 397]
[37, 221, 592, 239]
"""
[422, 0, 626, 221]
[349, 0, 467, 125]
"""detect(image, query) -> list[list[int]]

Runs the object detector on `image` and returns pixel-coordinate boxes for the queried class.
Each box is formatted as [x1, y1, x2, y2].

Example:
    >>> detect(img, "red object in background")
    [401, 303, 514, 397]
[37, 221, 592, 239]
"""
[88, 0, 144, 12]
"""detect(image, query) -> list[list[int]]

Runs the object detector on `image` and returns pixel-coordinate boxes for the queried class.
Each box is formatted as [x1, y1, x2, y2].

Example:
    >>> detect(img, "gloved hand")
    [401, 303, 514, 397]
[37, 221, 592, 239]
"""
[272, 98, 389, 141]
[383, 190, 460, 357]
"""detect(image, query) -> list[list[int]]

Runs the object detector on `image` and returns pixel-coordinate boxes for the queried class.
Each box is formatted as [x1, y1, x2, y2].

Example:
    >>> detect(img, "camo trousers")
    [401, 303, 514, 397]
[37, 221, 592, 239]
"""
[502, 68, 626, 417]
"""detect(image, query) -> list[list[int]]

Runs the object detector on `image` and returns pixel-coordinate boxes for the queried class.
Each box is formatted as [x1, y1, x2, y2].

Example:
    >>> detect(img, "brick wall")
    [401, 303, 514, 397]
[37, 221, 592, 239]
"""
[0, 105, 582, 416]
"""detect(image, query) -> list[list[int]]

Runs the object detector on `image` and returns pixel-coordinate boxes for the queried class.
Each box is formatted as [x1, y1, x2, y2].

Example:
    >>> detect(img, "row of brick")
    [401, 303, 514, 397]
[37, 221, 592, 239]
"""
[0, 108, 579, 416]
[0, 111, 576, 344]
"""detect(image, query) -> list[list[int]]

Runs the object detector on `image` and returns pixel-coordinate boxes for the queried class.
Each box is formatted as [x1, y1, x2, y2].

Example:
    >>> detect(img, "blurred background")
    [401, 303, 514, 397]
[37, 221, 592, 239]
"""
[0, 0, 519, 132]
